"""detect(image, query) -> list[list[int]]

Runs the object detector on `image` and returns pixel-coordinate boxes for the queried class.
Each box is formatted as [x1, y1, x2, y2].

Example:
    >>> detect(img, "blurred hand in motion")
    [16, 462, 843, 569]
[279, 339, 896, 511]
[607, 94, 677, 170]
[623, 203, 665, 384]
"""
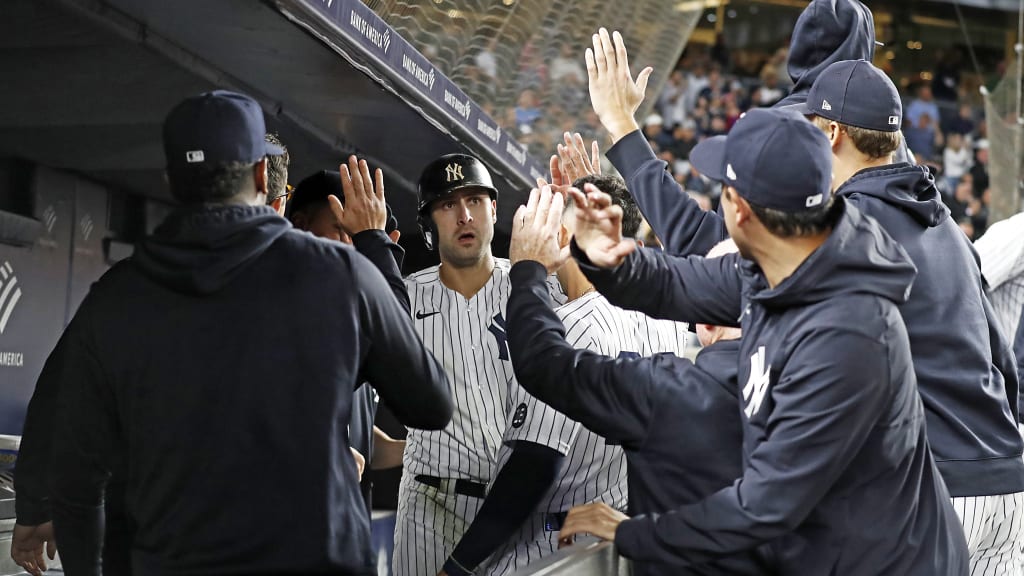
[586, 28, 653, 143]
[568, 184, 636, 269]
[509, 186, 570, 273]
[11, 521, 57, 576]
[557, 502, 629, 548]
[550, 132, 602, 187]
[329, 155, 388, 237]
[350, 447, 366, 482]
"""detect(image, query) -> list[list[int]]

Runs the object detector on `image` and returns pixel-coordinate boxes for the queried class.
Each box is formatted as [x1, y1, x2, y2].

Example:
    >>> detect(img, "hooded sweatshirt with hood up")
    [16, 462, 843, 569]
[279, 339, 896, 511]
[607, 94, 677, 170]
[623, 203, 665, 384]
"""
[48, 204, 452, 576]
[774, 0, 875, 109]
[575, 199, 968, 574]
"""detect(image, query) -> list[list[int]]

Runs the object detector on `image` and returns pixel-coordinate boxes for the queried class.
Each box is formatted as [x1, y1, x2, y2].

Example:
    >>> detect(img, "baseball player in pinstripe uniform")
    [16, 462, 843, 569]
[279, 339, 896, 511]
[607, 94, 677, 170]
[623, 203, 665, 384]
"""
[434, 174, 687, 576]
[395, 153, 564, 576]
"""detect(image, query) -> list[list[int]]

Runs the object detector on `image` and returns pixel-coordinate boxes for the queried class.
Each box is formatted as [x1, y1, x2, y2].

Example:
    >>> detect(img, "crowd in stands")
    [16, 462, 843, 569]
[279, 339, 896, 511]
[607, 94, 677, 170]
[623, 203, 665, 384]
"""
[487, 39, 999, 241]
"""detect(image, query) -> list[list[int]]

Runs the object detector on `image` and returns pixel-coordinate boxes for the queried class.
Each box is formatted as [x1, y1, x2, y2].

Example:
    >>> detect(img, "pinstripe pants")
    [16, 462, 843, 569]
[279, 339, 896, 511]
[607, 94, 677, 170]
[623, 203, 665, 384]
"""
[393, 472, 487, 576]
[951, 493, 1024, 576]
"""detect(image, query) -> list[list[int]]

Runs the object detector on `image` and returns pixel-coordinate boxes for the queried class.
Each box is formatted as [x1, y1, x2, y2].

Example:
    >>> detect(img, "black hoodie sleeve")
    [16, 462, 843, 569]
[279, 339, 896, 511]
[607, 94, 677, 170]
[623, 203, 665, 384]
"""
[614, 327, 893, 565]
[573, 242, 744, 328]
[506, 262, 669, 446]
[13, 328, 77, 526]
[606, 131, 728, 256]
[352, 229, 409, 314]
[352, 253, 452, 430]
[1015, 309, 1024, 420]
[50, 314, 117, 576]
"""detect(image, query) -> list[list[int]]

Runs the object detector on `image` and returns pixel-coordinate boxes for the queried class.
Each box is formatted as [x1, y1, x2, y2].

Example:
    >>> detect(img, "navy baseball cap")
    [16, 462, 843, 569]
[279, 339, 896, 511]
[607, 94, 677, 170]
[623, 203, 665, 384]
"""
[797, 60, 902, 132]
[289, 170, 399, 234]
[689, 108, 833, 213]
[163, 90, 285, 177]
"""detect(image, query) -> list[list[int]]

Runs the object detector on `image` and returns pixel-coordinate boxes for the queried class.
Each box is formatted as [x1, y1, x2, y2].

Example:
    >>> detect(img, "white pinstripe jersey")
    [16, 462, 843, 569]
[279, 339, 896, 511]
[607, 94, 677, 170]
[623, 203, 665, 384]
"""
[495, 291, 689, 513]
[975, 212, 1024, 340]
[403, 258, 565, 482]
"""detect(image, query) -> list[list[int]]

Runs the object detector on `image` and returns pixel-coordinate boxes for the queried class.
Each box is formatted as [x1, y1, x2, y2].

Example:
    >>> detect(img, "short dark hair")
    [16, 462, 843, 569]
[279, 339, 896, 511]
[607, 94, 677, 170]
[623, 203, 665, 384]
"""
[812, 115, 901, 160]
[571, 174, 642, 237]
[265, 133, 290, 202]
[726, 187, 841, 237]
[168, 161, 255, 204]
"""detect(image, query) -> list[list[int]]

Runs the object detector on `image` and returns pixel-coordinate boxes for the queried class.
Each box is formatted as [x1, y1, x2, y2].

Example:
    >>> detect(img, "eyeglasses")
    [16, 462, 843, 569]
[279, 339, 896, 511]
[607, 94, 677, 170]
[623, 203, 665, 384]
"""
[270, 184, 294, 204]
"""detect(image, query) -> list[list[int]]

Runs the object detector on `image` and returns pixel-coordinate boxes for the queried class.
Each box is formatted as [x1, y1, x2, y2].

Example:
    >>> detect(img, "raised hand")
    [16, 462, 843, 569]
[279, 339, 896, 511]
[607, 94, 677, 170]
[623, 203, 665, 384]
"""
[555, 132, 602, 185]
[329, 155, 387, 236]
[509, 186, 570, 273]
[568, 183, 636, 269]
[586, 28, 653, 143]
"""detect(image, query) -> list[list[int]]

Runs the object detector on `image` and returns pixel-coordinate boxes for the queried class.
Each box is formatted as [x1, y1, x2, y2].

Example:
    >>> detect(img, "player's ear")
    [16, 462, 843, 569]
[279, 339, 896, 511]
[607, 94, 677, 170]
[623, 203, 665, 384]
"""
[491, 199, 497, 223]
[558, 222, 571, 248]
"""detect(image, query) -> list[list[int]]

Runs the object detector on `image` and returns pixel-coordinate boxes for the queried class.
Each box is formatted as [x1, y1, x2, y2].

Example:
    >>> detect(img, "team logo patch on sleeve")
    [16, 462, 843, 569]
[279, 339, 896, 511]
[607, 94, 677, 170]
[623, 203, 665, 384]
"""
[512, 403, 528, 428]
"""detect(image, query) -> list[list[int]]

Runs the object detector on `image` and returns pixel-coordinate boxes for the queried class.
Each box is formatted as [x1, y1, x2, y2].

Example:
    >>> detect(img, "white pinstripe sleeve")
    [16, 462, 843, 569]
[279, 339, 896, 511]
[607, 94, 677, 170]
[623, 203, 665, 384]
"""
[976, 212, 1024, 289]
[501, 287, 593, 455]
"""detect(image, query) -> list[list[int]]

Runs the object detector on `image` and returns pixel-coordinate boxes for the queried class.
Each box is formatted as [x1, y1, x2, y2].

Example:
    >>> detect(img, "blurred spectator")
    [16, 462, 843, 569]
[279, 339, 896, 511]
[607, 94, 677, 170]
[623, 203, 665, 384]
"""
[515, 89, 542, 127]
[752, 66, 784, 107]
[551, 43, 586, 84]
[907, 85, 942, 128]
[659, 70, 689, 127]
[685, 65, 710, 111]
[958, 216, 976, 240]
[971, 139, 991, 198]
[949, 104, 976, 138]
[644, 114, 675, 150]
[943, 132, 973, 193]
[666, 120, 698, 160]
[905, 112, 941, 161]
[475, 37, 498, 79]
[947, 174, 975, 223]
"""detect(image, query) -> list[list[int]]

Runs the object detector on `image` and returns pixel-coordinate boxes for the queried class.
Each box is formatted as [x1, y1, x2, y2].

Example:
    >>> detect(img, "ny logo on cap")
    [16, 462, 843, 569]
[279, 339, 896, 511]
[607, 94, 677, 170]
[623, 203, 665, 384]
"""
[726, 164, 738, 181]
[445, 163, 464, 182]
[888, 115, 899, 126]
[186, 150, 205, 163]
[821, 100, 833, 111]
[805, 193, 824, 207]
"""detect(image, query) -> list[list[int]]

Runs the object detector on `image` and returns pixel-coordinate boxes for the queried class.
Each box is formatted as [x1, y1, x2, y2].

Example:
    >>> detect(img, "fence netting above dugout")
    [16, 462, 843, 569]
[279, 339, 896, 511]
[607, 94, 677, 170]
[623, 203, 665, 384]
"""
[984, 43, 1024, 222]
[363, 0, 703, 161]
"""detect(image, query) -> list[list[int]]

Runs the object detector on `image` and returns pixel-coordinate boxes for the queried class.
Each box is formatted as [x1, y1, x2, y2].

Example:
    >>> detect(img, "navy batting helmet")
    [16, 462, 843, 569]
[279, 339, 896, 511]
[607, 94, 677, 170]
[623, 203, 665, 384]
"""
[416, 153, 498, 250]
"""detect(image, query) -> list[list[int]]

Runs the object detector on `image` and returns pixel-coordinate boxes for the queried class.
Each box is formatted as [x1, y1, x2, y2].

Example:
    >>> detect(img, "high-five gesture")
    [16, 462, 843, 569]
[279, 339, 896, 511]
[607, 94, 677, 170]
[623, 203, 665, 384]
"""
[550, 132, 602, 187]
[568, 183, 636, 269]
[586, 28, 653, 144]
[509, 186, 570, 273]
[329, 155, 387, 236]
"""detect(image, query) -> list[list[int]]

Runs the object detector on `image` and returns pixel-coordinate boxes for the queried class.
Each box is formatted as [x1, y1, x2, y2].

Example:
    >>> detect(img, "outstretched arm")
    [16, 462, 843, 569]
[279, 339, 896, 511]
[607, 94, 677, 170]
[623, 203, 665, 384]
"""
[585, 28, 726, 255]
[569, 186, 742, 326]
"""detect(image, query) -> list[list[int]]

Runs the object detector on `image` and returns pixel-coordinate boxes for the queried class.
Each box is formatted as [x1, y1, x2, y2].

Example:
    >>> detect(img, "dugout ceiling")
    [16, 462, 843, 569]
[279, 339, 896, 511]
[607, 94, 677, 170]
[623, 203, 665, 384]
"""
[0, 0, 559, 267]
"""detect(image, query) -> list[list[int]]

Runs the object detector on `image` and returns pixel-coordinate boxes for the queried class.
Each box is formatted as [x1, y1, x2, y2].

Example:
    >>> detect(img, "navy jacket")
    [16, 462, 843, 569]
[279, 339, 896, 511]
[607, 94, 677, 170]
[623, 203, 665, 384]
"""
[47, 205, 452, 576]
[609, 132, 1024, 498]
[506, 261, 760, 575]
[578, 201, 968, 574]
[835, 164, 1024, 495]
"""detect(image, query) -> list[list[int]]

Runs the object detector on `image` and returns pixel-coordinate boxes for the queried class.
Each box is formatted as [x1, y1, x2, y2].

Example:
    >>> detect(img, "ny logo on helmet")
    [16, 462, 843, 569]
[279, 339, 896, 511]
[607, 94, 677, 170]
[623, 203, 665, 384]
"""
[445, 163, 464, 182]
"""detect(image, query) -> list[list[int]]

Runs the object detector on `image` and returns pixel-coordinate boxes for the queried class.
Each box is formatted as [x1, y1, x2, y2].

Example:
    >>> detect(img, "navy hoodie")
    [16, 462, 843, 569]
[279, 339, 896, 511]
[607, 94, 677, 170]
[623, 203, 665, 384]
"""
[48, 205, 452, 576]
[576, 200, 969, 574]
[608, 133, 1024, 498]
[835, 164, 1024, 496]
[775, 0, 874, 108]
[506, 261, 767, 575]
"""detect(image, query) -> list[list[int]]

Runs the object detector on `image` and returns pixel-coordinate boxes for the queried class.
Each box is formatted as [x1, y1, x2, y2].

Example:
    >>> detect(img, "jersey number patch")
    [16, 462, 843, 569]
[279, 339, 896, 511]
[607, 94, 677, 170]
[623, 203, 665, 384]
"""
[488, 313, 511, 361]
[512, 403, 528, 428]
